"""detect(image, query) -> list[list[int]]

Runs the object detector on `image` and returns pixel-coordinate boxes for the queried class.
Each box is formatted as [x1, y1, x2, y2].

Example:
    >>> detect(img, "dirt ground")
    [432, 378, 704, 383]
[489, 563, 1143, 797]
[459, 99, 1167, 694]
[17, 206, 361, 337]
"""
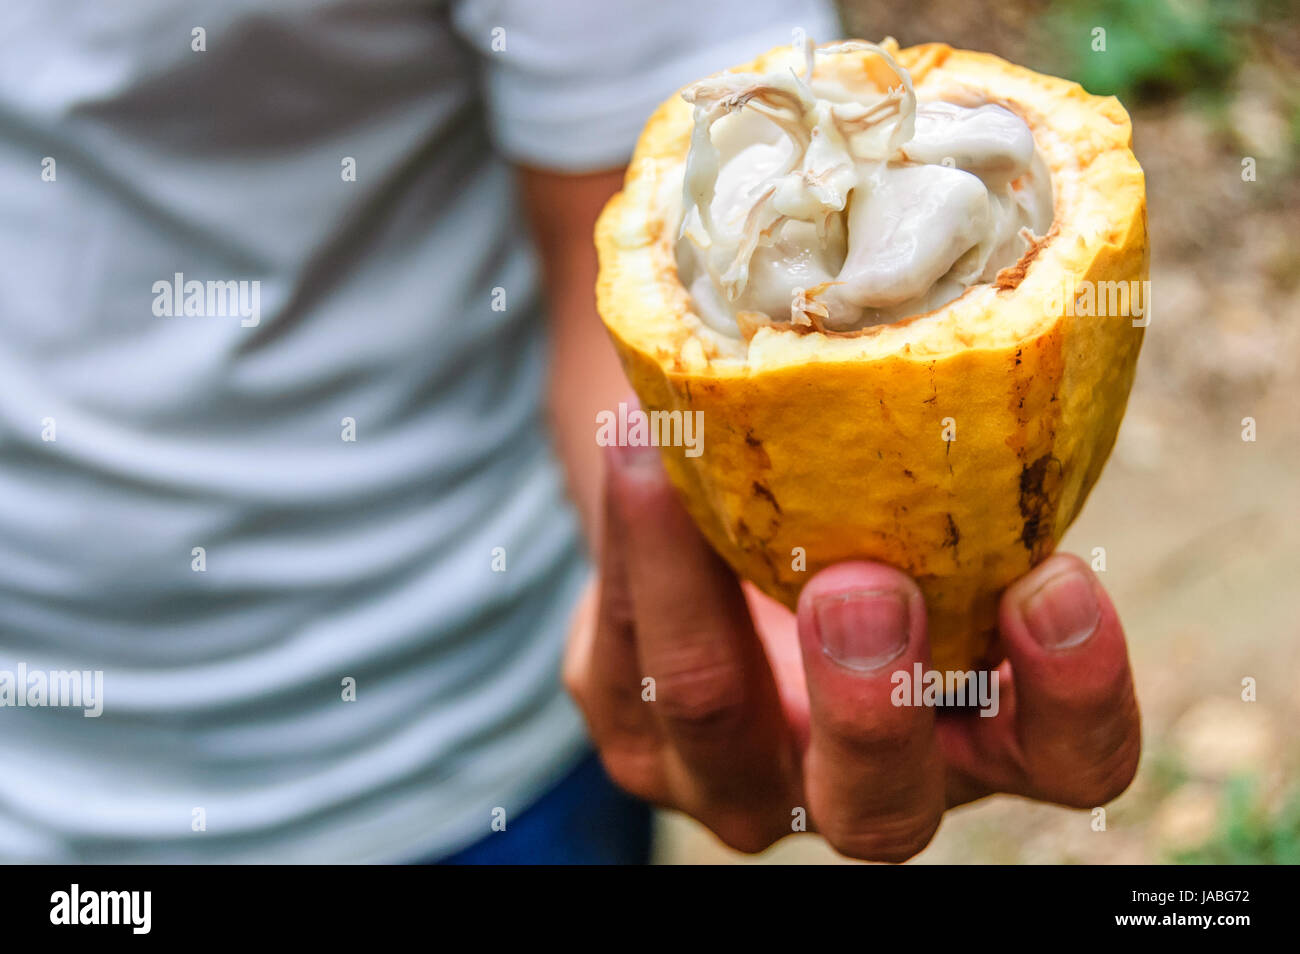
[657, 1, 1300, 864]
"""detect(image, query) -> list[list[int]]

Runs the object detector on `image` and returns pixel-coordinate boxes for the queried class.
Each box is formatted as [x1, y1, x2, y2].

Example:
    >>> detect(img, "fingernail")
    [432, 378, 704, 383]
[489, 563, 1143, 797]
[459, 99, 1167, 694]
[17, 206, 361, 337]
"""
[1019, 566, 1100, 650]
[814, 588, 910, 672]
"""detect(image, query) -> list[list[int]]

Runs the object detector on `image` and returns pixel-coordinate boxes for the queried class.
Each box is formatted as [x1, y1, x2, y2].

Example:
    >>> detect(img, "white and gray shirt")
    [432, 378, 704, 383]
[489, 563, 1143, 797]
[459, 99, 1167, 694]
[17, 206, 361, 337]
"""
[0, 0, 836, 862]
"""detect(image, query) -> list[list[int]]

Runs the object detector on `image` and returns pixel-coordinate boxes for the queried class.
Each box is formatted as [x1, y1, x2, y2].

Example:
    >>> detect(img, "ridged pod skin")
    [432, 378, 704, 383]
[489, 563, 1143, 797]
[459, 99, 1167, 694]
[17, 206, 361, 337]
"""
[595, 41, 1147, 672]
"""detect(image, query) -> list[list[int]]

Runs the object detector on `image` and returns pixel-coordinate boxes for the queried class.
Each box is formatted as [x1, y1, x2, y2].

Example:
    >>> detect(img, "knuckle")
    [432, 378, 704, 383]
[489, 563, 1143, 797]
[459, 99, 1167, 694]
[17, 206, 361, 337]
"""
[819, 704, 918, 754]
[653, 659, 747, 731]
[598, 584, 635, 631]
[1034, 727, 1138, 811]
[1056, 733, 1142, 807]
[599, 746, 663, 803]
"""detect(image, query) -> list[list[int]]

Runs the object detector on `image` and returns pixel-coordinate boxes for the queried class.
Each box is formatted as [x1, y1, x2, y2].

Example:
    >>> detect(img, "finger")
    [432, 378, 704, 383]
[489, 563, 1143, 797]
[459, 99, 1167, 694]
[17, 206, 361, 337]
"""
[796, 562, 946, 862]
[563, 447, 663, 799]
[1001, 554, 1141, 804]
[610, 440, 795, 844]
[938, 553, 1141, 807]
[744, 583, 810, 749]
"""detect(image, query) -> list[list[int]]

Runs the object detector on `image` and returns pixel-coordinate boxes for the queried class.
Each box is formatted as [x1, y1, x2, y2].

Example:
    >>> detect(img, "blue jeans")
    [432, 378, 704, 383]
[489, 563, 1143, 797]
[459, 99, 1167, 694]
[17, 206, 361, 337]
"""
[431, 752, 653, 865]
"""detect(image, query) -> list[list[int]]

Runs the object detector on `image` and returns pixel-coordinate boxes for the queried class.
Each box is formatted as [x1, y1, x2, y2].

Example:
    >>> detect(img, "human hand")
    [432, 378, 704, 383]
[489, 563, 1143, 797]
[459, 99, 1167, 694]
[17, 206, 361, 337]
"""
[563, 442, 1141, 861]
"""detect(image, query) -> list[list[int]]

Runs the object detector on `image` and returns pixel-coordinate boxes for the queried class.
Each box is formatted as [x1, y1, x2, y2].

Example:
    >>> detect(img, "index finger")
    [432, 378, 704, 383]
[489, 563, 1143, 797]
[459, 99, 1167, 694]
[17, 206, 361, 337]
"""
[564, 446, 658, 750]
[937, 553, 1141, 807]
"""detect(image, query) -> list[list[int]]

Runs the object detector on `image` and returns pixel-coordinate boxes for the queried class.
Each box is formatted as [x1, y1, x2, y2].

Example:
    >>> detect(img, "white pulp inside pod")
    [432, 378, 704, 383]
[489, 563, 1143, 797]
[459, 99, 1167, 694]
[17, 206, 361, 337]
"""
[675, 41, 1054, 338]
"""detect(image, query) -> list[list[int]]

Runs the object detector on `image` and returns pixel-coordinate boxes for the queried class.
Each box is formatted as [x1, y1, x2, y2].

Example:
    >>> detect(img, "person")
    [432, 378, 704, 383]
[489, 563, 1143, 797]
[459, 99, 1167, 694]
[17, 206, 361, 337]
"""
[0, 0, 1139, 865]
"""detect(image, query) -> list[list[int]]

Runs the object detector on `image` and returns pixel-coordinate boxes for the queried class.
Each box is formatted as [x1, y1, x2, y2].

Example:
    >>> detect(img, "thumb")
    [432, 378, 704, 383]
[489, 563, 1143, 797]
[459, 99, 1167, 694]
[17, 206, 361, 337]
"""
[794, 562, 946, 861]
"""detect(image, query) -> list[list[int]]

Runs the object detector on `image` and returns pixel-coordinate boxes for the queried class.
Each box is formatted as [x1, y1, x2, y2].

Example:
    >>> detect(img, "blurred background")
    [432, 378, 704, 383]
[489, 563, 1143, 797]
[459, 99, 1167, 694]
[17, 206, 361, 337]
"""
[661, 0, 1300, 864]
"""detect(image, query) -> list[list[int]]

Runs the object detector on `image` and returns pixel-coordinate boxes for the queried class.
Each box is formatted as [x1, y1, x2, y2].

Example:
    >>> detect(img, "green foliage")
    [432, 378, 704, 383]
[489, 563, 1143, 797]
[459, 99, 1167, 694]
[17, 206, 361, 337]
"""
[1172, 775, 1300, 864]
[1036, 0, 1263, 103]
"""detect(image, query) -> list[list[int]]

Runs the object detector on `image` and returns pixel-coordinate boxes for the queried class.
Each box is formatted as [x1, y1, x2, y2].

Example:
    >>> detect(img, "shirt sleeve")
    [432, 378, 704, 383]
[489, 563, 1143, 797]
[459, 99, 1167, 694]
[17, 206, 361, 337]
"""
[450, 0, 842, 172]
